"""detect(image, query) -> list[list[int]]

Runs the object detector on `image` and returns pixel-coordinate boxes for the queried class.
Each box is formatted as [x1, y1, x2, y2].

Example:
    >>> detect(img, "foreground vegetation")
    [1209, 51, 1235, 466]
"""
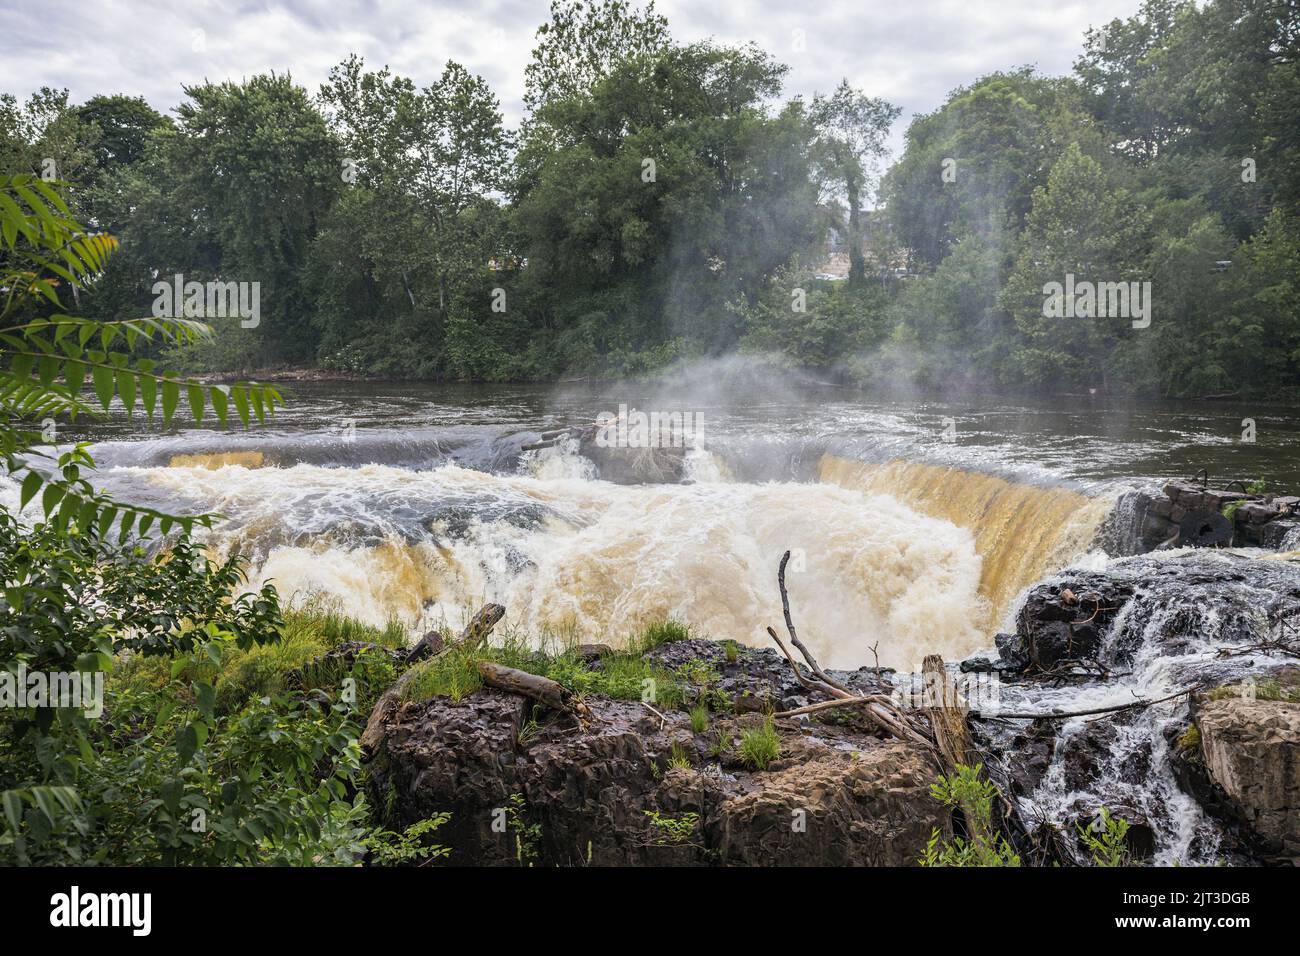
[3, 0, 1297, 397]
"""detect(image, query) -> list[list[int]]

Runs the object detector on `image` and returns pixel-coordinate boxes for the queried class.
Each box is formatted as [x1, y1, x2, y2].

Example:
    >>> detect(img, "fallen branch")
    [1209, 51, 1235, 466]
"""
[642, 702, 668, 729]
[970, 685, 1199, 722]
[361, 603, 506, 756]
[477, 661, 589, 718]
[765, 551, 933, 748]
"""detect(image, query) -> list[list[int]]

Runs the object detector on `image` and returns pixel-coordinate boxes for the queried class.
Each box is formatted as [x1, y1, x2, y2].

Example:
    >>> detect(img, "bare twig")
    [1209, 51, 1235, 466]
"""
[971, 685, 1199, 722]
[776, 550, 854, 696]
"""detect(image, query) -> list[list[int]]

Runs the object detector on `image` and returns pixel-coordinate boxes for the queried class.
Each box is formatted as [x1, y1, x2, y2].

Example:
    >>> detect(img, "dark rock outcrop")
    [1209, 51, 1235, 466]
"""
[994, 574, 1135, 671]
[364, 640, 945, 866]
[1101, 480, 1300, 554]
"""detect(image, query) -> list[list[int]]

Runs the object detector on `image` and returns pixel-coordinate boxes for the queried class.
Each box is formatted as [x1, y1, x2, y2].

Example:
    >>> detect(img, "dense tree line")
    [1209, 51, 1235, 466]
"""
[2, 0, 1297, 397]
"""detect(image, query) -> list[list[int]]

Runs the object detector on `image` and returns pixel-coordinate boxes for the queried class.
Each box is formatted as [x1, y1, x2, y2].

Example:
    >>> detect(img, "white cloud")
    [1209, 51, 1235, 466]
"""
[0, 0, 1139, 156]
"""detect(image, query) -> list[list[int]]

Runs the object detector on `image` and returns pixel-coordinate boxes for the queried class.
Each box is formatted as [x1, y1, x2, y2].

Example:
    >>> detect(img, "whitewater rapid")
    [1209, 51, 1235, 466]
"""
[91, 448, 998, 670]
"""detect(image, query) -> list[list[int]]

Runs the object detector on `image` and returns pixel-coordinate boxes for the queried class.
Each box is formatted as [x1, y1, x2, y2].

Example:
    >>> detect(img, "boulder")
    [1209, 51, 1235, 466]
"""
[1195, 695, 1300, 857]
[1000, 576, 1134, 671]
[577, 432, 686, 484]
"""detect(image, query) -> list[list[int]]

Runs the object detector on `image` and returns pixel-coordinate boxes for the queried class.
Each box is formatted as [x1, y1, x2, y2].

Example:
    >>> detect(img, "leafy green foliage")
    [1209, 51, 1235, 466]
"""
[362, 815, 452, 866]
[507, 792, 542, 866]
[1077, 807, 1132, 867]
[920, 764, 1021, 867]
[643, 809, 699, 845]
[0, 176, 283, 541]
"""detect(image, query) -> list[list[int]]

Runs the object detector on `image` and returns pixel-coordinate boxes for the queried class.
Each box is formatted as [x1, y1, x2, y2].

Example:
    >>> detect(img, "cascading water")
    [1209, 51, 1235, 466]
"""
[819, 455, 1115, 631]
[989, 549, 1300, 864]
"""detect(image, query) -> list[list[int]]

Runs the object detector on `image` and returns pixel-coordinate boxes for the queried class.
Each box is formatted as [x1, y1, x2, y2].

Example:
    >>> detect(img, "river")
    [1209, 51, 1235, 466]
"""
[7, 372, 1300, 864]
[6, 373, 1299, 673]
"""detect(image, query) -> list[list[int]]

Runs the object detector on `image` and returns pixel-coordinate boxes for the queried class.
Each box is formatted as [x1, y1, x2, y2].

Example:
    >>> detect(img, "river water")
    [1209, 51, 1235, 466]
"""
[8, 375, 1299, 672]
[6, 372, 1300, 863]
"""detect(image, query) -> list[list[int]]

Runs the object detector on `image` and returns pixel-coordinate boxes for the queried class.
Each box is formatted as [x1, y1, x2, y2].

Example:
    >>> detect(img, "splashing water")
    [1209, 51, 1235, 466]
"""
[1005, 549, 1300, 864]
[124, 459, 991, 670]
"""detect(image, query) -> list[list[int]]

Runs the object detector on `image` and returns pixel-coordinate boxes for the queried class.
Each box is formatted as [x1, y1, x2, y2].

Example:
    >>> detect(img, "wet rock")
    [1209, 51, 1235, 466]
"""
[1260, 517, 1300, 550]
[1000, 577, 1132, 671]
[993, 632, 1029, 672]
[1236, 501, 1281, 525]
[577, 432, 686, 484]
[1004, 723, 1055, 795]
[959, 654, 996, 674]
[1178, 510, 1234, 548]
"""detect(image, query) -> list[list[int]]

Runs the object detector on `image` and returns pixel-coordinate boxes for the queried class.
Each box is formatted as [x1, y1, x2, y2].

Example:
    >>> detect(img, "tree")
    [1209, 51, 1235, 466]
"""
[882, 69, 1107, 269]
[810, 81, 900, 285]
[514, 40, 820, 360]
[1001, 144, 1148, 389]
[523, 0, 669, 117]
[0, 89, 99, 201]
[75, 95, 169, 172]
[319, 56, 511, 325]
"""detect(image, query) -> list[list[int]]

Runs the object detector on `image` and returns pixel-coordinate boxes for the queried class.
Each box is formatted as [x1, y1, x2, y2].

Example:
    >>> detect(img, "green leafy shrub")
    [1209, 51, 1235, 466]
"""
[1077, 807, 1131, 867]
[920, 764, 1021, 867]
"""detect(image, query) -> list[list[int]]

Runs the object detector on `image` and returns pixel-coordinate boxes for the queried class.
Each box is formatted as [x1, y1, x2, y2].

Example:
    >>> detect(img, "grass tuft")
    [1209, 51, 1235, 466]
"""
[738, 716, 780, 771]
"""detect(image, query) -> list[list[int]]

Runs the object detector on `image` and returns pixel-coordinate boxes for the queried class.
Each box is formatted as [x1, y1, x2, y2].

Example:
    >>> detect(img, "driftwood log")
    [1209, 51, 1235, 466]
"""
[477, 661, 590, 718]
[922, 654, 975, 772]
[360, 603, 506, 756]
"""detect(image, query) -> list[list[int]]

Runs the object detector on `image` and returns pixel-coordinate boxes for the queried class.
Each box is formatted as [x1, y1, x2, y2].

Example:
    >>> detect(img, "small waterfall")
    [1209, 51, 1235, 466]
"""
[1009, 550, 1300, 864]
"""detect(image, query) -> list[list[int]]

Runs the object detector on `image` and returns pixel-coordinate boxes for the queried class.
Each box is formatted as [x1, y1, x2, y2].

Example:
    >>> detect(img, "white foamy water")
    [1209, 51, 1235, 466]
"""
[116, 458, 989, 670]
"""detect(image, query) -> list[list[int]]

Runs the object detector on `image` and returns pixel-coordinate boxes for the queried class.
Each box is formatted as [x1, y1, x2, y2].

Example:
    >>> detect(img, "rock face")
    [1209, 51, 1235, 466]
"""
[576, 431, 687, 484]
[1195, 695, 1300, 857]
[986, 573, 1134, 672]
[1101, 481, 1300, 554]
[364, 639, 945, 866]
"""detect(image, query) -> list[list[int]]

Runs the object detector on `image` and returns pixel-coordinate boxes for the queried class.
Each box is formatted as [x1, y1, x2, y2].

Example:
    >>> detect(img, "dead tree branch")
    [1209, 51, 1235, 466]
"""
[970, 685, 1199, 722]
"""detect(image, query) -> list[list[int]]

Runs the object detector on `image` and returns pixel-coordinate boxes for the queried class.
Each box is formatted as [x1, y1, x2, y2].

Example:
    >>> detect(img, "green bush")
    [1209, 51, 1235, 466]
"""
[920, 764, 1021, 867]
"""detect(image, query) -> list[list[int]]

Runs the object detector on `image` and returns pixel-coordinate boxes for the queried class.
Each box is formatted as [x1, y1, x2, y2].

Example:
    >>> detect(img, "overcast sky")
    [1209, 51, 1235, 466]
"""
[0, 0, 1140, 156]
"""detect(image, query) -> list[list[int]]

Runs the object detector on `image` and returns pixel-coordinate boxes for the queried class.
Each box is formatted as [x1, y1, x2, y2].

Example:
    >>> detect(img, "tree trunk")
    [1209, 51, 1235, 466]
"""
[846, 169, 865, 286]
[922, 655, 975, 773]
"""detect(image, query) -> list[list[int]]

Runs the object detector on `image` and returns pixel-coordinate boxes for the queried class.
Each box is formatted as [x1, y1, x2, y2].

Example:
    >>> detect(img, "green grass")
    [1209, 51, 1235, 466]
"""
[114, 601, 409, 713]
[667, 741, 692, 770]
[689, 704, 710, 733]
[738, 716, 781, 771]
[215, 605, 408, 712]
[400, 619, 688, 708]
[630, 618, 692, 653]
